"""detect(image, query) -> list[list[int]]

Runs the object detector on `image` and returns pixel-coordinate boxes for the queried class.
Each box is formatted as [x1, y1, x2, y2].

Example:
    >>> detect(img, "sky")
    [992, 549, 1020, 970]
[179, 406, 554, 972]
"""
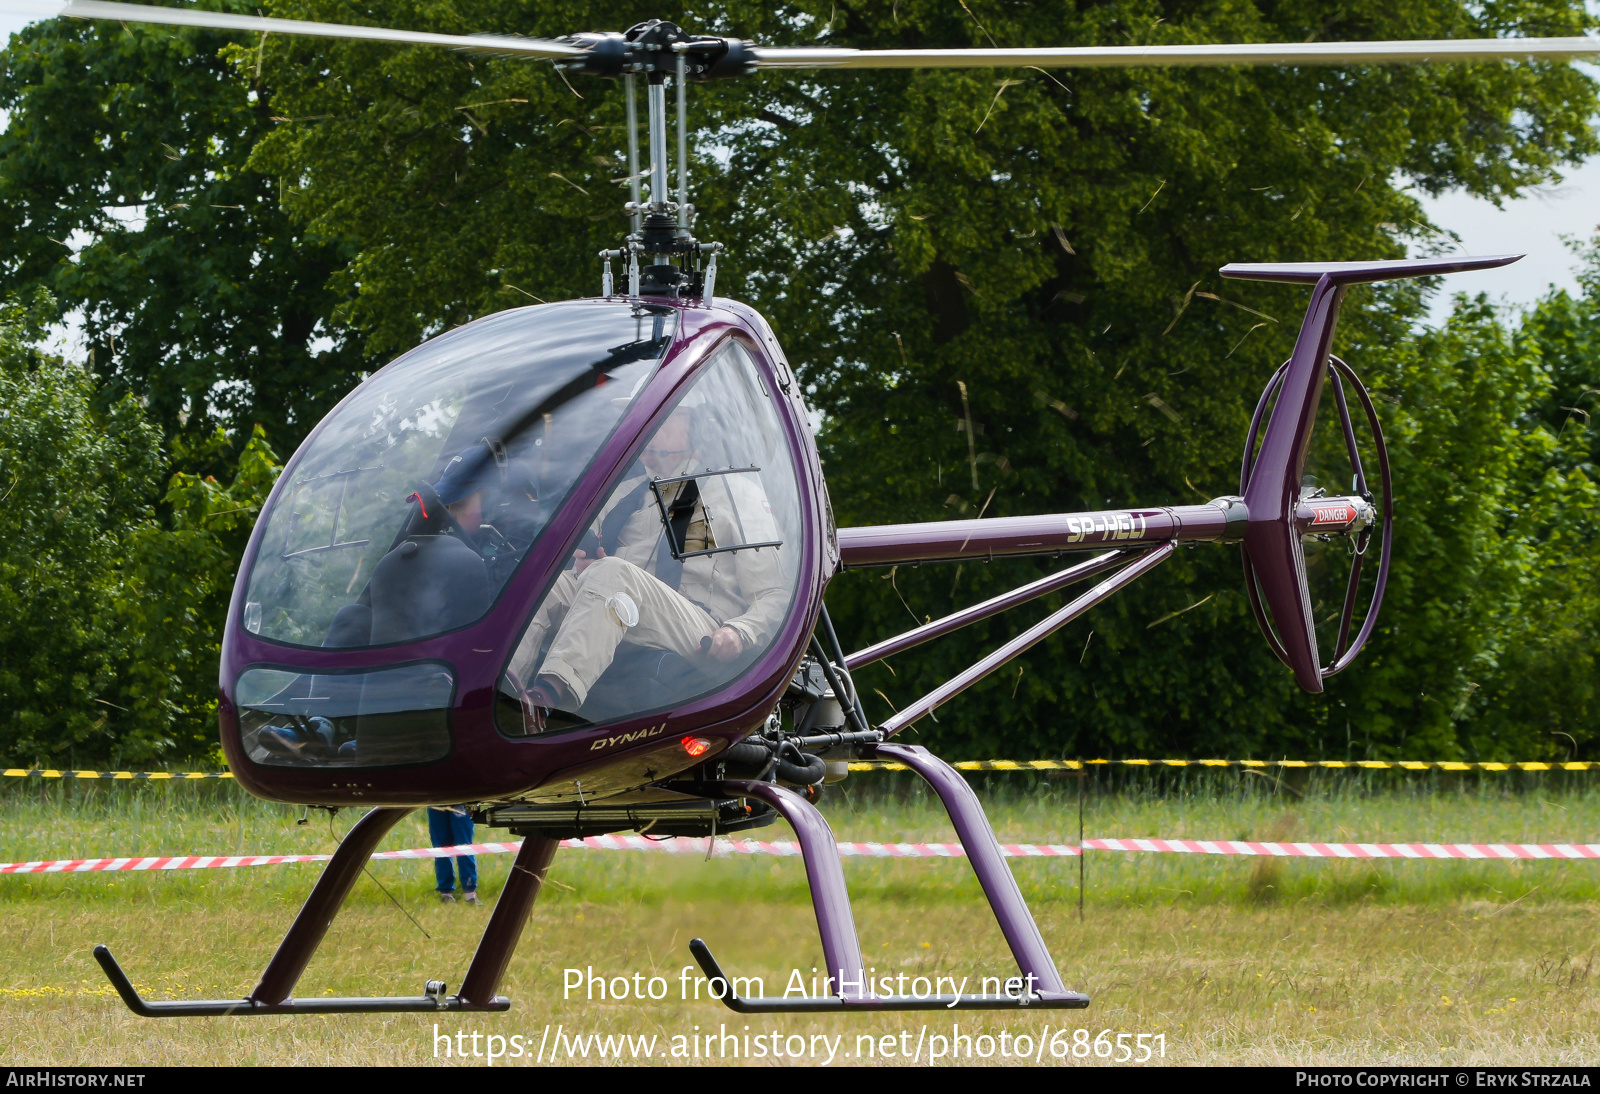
[1, 4, 1596, 330]
[1415, 155, 1600, 323]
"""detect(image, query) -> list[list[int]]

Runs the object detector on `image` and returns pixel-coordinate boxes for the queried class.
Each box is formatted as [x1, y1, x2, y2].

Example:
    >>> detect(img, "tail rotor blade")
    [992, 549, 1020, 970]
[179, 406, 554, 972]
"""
[1244, 520, 1323, 693]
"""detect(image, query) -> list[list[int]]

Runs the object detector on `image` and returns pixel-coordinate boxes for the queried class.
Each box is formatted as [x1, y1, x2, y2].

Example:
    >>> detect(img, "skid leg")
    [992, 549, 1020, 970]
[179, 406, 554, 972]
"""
[874, 743, 1078, 1001]
[680, 776, 1088, 1013]
[706, 780, 866, 996]
[95, 804, 519, 1015]
[457, 835, 560, 1006]
[250, 806, 412, 1006]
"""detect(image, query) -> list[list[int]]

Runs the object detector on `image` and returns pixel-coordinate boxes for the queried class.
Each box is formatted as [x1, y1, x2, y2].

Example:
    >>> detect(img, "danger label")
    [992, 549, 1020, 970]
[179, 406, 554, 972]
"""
[1309, 504, 1354, 527]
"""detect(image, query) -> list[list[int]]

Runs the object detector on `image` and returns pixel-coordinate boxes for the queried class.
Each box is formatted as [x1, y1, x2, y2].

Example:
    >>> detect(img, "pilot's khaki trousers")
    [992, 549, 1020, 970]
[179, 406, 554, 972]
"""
[533, 556, 718, 707]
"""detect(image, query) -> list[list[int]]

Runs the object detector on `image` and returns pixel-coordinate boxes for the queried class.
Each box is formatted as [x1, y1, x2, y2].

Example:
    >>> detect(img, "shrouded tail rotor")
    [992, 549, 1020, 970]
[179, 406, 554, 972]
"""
[1221, 255, 1521, 692]
[1239, 353, 1392, 689]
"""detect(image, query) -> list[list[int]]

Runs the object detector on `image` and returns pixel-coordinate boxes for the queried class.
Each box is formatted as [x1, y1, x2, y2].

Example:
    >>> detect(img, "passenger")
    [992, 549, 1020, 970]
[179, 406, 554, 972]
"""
[507, 406, 788, 726]
[432, 440, 541, 582]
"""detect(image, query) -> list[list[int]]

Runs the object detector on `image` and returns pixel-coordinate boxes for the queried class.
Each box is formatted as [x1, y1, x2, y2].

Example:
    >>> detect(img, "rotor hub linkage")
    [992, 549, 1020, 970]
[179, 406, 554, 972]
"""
[558, 20, 756, 81]
[584, 21, 730, 299]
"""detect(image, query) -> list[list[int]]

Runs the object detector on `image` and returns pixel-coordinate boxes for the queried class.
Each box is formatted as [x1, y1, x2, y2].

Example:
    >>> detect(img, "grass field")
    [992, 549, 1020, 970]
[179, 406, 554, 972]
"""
[1, 772, 1596, 1066]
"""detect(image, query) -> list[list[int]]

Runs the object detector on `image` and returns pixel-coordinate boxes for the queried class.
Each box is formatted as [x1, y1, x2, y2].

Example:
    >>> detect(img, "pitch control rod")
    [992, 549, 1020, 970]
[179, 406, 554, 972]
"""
[647, 73, 668, 208]
[624, 73, 641, 234]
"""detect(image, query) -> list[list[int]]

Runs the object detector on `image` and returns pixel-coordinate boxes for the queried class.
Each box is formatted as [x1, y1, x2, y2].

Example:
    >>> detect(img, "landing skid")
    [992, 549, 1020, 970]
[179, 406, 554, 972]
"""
[688, 939, 1087, 1012]
[93, 946, 506, 1015]
[97, 748, 1087, 1017]
[95, 806, 559, 1017]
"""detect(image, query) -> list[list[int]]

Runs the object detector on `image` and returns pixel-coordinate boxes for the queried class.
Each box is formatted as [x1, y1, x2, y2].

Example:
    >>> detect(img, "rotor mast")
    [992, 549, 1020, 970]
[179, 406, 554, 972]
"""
[573, 20, 746, 300]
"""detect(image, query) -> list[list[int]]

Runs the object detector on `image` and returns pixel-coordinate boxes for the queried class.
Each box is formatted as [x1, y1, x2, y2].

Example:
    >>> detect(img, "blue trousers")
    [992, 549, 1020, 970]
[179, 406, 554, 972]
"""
[427, 807, 477, 893]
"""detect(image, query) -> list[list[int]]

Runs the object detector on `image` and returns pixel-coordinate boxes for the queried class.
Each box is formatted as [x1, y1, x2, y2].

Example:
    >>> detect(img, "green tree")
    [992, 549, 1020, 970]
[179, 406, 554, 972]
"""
[6, 0, 1597, 762]
[0, 291, 283, 767]
[0, 292, 165, 765]
[248, 0, 666, 357]
[1340, 297, 1597, 759]
[124, 428, 284, 762]
[1457, 244, 1600, 757]
[246, 0, 1597, 758]
[0, 8, 365, 466]
[0, 12, 313, 763]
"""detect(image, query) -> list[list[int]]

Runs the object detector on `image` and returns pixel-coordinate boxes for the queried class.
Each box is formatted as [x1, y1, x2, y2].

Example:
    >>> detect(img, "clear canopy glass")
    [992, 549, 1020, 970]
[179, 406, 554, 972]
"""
[242, 303, 677, 648]
[496, 336, 804, 734]
[236, 663, 455, 768]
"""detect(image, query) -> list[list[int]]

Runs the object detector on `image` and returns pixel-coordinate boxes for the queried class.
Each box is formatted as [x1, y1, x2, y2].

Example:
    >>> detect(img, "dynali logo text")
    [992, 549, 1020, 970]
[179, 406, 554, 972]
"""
[590, 722, 671, 751]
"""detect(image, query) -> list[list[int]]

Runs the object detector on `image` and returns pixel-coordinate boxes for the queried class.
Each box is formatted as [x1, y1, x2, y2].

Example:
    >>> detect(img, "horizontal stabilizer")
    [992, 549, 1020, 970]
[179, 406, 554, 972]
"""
[1221, 254, 1520, 285]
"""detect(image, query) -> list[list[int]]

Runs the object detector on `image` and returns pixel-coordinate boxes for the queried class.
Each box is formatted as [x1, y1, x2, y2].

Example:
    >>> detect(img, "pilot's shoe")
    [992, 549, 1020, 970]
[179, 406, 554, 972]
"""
[254, 724, 308, 761]
[463, 890, 480, 906]
[524, 683, 564, 734]
[306, 716, 338, 753]
[438, 892, 456, 904]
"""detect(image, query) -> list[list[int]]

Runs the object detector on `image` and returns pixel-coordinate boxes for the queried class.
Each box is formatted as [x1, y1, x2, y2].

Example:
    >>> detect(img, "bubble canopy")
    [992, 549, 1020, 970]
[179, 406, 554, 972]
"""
[221, 298, 828, 802]
[242, 301, 676, 650]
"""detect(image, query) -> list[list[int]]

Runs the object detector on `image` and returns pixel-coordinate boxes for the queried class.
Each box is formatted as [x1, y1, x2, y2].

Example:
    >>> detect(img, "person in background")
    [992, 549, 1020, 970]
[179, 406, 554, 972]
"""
[426, 805, 478, 904]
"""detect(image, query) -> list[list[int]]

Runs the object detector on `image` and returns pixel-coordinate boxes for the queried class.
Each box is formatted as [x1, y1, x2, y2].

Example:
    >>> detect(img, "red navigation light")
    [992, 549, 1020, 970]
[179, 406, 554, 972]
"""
[681, 736, 712, 758]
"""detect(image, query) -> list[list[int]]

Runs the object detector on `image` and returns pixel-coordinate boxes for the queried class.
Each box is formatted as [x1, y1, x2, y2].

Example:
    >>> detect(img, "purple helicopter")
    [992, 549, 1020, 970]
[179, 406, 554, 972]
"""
[58, 3, 1552, 1018]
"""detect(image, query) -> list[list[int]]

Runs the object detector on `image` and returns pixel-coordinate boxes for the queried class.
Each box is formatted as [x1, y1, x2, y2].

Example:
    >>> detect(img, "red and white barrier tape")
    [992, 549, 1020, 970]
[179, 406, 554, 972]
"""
[1081, 838, 1600, 859]
[3, 837, 1599, 874]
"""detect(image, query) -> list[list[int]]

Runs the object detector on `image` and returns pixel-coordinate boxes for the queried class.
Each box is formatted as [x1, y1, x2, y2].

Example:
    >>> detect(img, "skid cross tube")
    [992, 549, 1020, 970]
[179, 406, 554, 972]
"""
[871, 742, 1080, 1000]
[458, 834, 561, 1006]
[250, 805, 410, 1004]
[95, 807, 551, 1016]
[704, 779, 866, 992]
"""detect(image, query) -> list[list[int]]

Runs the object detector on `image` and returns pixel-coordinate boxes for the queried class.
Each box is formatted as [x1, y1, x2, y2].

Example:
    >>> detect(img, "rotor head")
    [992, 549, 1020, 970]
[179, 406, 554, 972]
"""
[558, 21, 757, 81]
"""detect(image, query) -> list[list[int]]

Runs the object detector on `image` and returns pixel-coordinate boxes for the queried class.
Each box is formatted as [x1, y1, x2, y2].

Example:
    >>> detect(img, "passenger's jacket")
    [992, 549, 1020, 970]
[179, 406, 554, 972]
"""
[589, 460, 790, 648]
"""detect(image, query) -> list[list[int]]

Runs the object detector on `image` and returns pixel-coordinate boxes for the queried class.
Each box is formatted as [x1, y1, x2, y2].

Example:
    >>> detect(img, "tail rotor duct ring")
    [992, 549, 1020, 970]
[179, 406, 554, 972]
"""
[1239, 355, 1393, 682]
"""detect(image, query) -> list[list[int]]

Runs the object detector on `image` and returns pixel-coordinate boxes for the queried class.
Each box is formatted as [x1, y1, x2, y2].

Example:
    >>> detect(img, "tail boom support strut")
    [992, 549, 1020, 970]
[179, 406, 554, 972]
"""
[844, 549, 1133, 670]
[878, 542, 1175, 737]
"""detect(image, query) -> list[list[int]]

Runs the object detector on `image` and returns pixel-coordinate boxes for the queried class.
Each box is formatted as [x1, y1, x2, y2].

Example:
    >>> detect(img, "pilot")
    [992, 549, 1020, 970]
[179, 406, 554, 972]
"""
[507, 404, 788, 724]
[431, 439, 546, 585]
[321, 442, 506, 651]
[432, 442, 498, 543]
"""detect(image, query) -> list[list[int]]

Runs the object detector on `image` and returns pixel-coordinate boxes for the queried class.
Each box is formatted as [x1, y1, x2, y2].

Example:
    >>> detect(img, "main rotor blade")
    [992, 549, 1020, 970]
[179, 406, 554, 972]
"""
[50, 0, 580, 58]
[750, 37, 1600, 70]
